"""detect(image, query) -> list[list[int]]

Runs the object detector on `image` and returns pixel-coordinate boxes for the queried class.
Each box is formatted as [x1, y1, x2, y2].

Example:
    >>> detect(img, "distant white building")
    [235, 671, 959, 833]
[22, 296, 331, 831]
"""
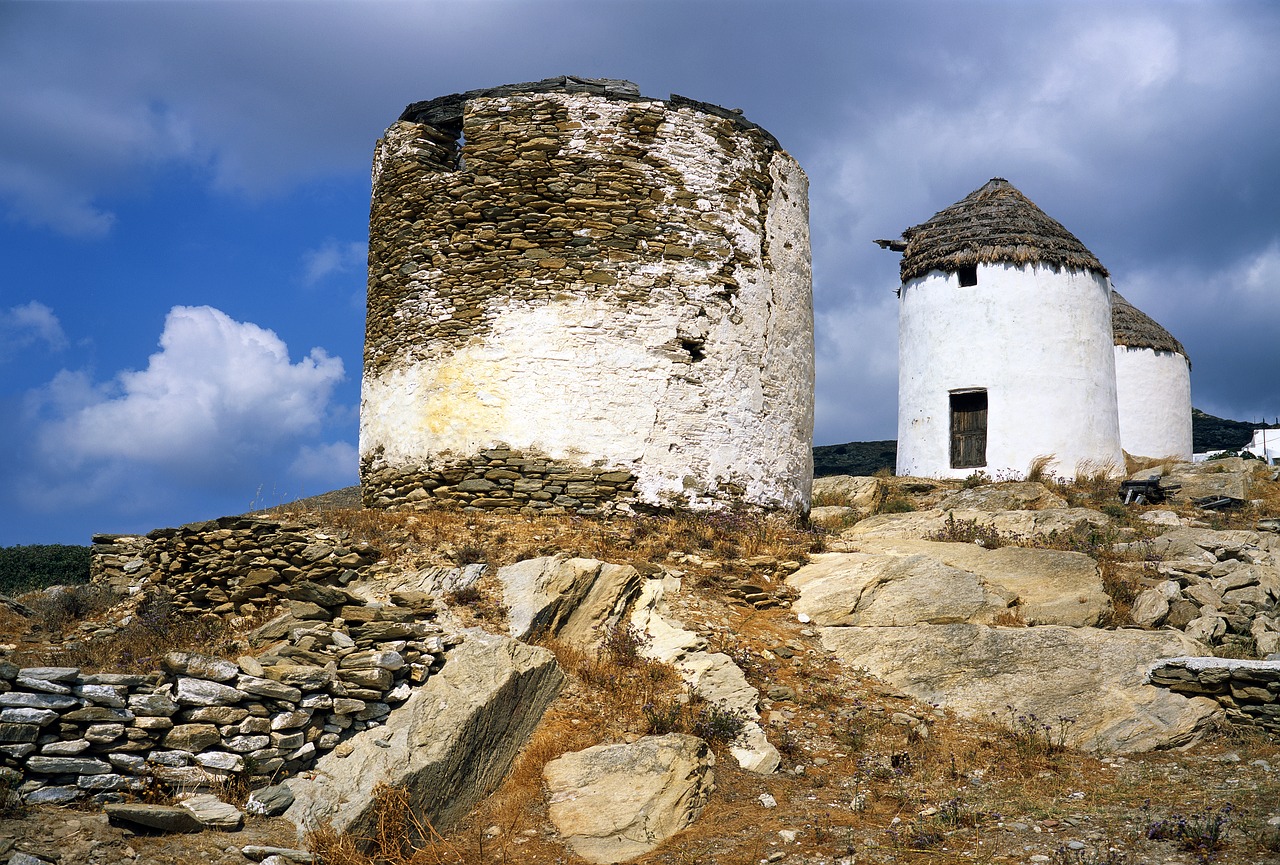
[1111, 290, 1193, 461]
[1244, 428, 1280, 465]
[880, 178, 1133, 480]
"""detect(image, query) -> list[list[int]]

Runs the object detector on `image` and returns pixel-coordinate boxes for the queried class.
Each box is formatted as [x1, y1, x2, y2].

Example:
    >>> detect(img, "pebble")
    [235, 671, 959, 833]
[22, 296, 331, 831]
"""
[759, 793, 777, 808]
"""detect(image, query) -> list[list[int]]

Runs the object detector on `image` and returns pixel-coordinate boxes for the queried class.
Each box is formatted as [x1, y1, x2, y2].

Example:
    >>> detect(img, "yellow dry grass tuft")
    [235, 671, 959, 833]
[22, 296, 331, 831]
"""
[267, 505, 825, 575]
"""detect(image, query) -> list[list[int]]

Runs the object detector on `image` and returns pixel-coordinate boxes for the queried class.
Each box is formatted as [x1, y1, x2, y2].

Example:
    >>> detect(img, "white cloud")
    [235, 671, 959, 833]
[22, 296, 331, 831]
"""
[0, 301, 68, 358]
[290, 441, 359, 487]
[27, 305, 345, 498]
[302, 239, 366, 286]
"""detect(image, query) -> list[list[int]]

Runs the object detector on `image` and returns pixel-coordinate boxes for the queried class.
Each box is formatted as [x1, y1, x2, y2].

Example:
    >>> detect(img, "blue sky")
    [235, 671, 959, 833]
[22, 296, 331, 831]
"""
[2, 1, 1278, 545]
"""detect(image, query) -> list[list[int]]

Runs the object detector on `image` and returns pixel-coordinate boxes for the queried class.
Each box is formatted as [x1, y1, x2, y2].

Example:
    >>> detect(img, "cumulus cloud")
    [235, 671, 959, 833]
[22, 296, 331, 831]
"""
[290, 441, 359, 487]
[25, 305, 345, 503]
[0, 301, 68, 358]
[302, 239, 366, 286]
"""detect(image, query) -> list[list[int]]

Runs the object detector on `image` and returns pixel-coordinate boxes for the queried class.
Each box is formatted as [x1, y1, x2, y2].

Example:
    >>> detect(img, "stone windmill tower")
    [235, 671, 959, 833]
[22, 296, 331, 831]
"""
[1111, 290, 1192, 460]
[878, 178, 1124, 480]
[359, 77, 814, 515]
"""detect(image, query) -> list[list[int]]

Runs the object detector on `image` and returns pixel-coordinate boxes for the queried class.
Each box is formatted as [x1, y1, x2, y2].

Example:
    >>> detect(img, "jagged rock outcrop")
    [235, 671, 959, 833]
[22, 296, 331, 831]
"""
[284, 630, 563, 841]
[499, 555, 644, 650]
[630, 577, 780, 773]
[936, 481, 1068, 512]
[543, 734, 715, 864]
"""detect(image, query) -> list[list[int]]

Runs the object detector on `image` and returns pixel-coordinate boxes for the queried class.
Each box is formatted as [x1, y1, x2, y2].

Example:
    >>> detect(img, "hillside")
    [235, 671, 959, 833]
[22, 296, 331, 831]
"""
[3, 467, 1280, 865]
[1193, 408, 1276, 453]
[812, 440, 897, 477]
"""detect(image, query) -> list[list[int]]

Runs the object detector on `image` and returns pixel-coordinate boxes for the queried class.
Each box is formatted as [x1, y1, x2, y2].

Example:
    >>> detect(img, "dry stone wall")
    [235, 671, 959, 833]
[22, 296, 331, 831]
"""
[360, 76, 814, 516]
[1149, 658, 1280, 734]
[91, 516, 380, 618]
[0, 518, 465, 806]
[1, 625, 455, 806]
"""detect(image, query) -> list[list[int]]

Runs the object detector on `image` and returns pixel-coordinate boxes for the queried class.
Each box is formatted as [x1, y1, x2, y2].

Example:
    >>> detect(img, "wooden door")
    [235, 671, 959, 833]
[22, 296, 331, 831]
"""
[950, 391, 987, 469]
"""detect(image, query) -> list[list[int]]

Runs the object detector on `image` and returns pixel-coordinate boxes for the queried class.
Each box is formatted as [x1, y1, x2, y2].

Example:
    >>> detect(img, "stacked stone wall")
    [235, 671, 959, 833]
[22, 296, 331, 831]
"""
[362, 444, 637, 513]
[0, 518, 466, 805]
[360, 76, 814, 516]
[1149, 657, 1280, 734]
[91, 516, 379, 617]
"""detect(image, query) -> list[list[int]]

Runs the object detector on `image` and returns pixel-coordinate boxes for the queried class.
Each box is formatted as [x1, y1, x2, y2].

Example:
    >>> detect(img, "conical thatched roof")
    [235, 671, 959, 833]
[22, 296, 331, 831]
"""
[1112, 290, 1189, 362]
[885, 178, 1108, 283]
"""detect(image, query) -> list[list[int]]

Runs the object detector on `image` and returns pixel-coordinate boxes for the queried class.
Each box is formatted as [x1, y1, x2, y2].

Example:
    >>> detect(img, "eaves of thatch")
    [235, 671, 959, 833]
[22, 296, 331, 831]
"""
[1112, 290, 1190, 365]
[879, 178, 1108, 283]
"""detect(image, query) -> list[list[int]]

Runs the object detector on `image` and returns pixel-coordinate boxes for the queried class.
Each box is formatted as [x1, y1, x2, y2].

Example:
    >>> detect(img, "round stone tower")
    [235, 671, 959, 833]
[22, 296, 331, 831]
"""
[1112, 290, 1192, 460]
[360, 77, 813, 514]
[880, 178, 1124, 480]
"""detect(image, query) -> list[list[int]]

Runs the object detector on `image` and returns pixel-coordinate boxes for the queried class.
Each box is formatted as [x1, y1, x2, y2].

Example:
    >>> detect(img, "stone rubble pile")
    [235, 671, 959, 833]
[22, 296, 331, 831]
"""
[1148, 657, 1280, 733]
[1122, 525, 1280, 657]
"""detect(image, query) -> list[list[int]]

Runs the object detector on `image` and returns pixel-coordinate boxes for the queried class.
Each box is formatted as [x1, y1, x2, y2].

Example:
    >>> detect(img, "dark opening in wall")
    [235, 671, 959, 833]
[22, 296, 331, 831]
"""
[679, 337, 706, 362]
[957, 265, 978, 287]
[950, 389, 987, 468]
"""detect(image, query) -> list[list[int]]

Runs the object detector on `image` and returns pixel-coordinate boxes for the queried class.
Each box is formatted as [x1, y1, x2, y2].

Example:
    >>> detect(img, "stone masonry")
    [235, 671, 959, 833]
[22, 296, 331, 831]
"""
[359, 76, 814, 516]
[1149, 657, 1280, 734]
[0, 518, 468, 806]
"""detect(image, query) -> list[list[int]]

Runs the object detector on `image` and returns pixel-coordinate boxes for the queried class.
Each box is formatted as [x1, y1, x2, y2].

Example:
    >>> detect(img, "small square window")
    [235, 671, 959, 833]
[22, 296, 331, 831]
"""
[957, 266, 978, 287]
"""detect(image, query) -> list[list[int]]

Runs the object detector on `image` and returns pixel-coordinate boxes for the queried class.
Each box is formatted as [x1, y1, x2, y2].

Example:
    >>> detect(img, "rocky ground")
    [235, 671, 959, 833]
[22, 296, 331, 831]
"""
[4, 462, 1280, 865]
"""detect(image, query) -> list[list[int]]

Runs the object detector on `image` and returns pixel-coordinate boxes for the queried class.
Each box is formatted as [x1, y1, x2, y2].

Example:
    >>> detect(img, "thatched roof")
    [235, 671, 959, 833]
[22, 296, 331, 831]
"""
[881, 178, 1108, 283]
[1111, 290, 1189, 362]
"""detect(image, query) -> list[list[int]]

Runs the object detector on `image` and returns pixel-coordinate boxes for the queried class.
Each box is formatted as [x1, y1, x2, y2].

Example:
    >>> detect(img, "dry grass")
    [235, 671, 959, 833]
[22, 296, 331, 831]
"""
[1025, 454, 1058, 484]
[273, 506, 826, 574]
[7, 585, 244, 672]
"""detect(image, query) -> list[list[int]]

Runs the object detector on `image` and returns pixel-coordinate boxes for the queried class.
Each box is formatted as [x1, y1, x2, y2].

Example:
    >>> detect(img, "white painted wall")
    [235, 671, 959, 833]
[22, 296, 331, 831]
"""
[1114, 346, 1192, 460]
[360, 95, 813, 511]
[1245, 429, 1280, 464]
[896, 262, 1124, 480]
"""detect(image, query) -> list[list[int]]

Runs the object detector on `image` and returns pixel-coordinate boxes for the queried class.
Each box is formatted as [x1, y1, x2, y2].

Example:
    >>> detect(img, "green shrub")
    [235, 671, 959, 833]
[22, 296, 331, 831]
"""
[0, 544, 90, 595]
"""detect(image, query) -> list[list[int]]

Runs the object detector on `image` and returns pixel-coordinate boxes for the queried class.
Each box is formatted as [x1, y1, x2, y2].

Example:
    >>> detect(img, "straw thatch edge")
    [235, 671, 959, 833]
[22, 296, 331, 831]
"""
[1112, 290, 1189, 364]
[896, 178, 1107, 283]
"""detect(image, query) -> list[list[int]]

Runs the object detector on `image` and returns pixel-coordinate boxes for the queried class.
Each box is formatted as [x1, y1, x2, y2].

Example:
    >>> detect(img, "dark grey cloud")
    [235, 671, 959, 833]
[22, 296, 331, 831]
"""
[2, 0, 1276, 453]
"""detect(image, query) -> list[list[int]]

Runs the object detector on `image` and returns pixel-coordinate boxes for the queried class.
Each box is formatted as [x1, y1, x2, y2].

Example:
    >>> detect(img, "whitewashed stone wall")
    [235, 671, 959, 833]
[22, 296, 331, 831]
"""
[896, 262, 1124, 480]
[360, 80, 813, 515]
[1115, 345, 1193, 460]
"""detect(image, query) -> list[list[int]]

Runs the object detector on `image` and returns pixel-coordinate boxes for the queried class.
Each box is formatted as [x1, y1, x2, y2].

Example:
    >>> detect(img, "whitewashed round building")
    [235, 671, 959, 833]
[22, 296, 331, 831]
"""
[359, 77, 814, 514]
[880, 178, 1125, 480]
[1111, 290, 1192, 461]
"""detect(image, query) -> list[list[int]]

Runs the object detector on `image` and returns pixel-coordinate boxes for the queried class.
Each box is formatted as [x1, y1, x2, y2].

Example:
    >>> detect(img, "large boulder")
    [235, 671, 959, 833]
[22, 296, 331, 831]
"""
[819, 624, 1220, 753]
[790, 541, 1111, 628]
[788, 552, 1013, 627]
[858, 538, 1112, 626]
[284, 630, 563, 841]
[937, 482, 1067, 512]
[1161, 460, 1254, 502]
[499, 555, 644, 650]
[811, 475, 885, 511]
[844, 508, 1110, 542]
[543, 734, 714, 864]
